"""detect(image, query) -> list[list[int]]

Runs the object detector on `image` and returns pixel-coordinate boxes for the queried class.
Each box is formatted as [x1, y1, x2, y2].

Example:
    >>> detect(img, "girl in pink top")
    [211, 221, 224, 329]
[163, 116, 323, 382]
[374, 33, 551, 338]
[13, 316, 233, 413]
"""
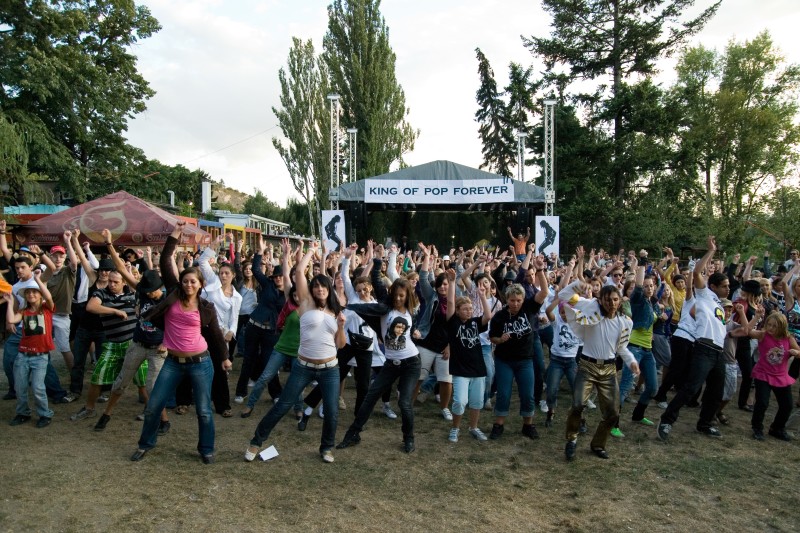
[748, 312, 800, 441]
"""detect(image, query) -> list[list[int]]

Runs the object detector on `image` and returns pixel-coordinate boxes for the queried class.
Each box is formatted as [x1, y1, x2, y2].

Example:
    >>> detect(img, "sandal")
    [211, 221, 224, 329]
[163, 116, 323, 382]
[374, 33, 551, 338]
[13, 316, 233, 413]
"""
[221, 409, 233, 418]
[175, 405, 189, 415]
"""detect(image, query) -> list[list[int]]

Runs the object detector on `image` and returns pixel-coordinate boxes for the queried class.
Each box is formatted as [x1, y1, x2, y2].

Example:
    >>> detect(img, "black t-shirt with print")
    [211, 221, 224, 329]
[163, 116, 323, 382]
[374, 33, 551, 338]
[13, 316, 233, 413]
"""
[446, 315, 487, 377]
[489, 298, 542, 362]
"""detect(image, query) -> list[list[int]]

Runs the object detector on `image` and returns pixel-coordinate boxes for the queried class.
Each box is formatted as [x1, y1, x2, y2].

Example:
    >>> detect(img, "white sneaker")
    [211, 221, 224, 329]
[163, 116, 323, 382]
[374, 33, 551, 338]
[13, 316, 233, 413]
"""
[448, 427, 459, 442]
[539, 400, 549, 413]
[70, 407, 96, 421]
[483, 398, 493, 410]
[586, 398, 597, 409]
[382, 403, 398, 419]
[435, 394, 441, 403]
[318, 405, 324, 419]
[657, 401, 668, 409]
[234, 395, 245, 404]
[321, 450, 334, 463]
[469, 427, 488, 441]
[441, 408, 453, 421]
[247, 379, 255, 389]
[338, 397, 346, 410]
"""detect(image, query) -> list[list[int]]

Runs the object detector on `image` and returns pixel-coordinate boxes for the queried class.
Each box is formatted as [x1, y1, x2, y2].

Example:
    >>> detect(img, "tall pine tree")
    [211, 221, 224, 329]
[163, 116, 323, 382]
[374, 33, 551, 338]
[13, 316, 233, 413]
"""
[474, 48, 515, 177]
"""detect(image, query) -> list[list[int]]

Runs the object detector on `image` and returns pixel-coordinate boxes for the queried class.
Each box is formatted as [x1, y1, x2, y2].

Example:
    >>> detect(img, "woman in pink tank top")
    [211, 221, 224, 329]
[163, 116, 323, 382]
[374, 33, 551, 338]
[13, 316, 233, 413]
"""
[748, 312, 800, 441]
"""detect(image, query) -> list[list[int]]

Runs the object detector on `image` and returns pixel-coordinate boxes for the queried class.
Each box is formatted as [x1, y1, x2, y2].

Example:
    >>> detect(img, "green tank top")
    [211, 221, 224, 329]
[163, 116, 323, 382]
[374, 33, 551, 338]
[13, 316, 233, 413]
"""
[273, 310, 300, 357]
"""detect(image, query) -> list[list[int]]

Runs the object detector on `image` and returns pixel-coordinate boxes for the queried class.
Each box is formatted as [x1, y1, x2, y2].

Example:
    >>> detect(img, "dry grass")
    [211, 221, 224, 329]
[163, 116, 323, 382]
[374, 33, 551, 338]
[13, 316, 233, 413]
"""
[2, 355, 799, 533]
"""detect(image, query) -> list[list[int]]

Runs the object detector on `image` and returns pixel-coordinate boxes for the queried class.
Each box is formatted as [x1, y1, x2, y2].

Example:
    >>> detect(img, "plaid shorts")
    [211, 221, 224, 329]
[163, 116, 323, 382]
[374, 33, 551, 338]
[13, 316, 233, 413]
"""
[90, 340, 145, 386]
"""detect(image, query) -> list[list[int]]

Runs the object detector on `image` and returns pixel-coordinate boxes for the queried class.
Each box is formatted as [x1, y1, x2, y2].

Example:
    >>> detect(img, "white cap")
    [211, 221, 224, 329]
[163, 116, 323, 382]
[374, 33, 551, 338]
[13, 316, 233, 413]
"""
[442, 255, 451, 261]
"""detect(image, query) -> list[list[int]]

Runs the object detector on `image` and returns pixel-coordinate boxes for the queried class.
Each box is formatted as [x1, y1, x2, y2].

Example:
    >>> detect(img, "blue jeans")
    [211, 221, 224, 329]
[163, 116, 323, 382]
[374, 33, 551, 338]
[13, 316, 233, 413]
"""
[14, 354, 53, 418]
[246, 350, 302, 411]
[545, 355, 577, 409]
[481, 344, 494, 402]
[494, 358, 535, 417]
[138, 356, 215, 455]
[620, 345, 658, 406]
[4, 327, 66, 399]
[349, 355, 421, 439]
[452, 376, 485, 415]
[251, 358, 340, 453]
[532, 333, 545, 404]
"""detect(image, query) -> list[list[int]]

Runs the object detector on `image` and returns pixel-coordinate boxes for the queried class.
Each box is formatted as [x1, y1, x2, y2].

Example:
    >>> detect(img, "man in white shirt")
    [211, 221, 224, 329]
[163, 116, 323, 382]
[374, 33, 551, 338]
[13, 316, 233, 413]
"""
[658, 236, 730, 442]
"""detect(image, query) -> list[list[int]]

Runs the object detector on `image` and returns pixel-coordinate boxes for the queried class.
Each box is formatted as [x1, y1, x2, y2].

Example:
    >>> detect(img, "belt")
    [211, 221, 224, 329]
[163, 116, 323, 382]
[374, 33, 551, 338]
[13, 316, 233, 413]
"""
[168, 353, 208, 364]
[22, 352, 49, 357]
[297, 357, 338, 369]
[389, 354, 420, 366]
[248, 318, 272, 330]
[580, 354, 616, 366]
[695, 338, 723, 352]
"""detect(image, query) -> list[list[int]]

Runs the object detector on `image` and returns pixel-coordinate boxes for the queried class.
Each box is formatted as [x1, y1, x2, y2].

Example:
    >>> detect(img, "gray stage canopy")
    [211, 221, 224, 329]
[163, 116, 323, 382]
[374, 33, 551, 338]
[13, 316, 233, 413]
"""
[331, 160, 544, 210]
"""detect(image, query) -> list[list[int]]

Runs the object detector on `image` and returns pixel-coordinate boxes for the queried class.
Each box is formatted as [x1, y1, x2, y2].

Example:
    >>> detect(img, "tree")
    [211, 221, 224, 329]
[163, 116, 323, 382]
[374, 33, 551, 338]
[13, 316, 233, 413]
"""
[474, 48, 516, 177]
[243, 190, 284, 222]
[524, 0, 721, 246]
[0, 0, 161, 200]
[322, 0, 418, 179]
[272, 37, 331, 237]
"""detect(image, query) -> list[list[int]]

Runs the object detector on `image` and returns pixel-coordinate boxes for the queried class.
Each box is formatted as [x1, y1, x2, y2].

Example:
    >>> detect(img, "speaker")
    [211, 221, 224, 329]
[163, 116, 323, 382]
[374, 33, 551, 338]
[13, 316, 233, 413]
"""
[349, 203, 366, 228]
[516, 207, 531, 230]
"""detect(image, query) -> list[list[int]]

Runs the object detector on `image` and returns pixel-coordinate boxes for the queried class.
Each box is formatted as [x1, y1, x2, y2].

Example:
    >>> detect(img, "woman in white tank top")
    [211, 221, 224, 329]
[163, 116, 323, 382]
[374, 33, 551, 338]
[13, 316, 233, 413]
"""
[246, 241, 345, 463]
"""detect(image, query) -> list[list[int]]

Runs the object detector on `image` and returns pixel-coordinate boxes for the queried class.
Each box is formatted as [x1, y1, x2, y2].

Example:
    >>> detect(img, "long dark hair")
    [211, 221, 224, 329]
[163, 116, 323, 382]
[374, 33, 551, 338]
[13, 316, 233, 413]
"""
[598, 285, 621, 318]
[179, 267, 205, 304]
[310, 274, 341, 314]
[389, 278, 418, 312]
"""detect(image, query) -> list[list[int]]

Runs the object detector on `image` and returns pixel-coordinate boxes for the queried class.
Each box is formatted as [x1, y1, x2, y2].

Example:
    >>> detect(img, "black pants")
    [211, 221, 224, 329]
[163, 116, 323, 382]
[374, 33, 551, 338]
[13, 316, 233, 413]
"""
[736, 338, 754, 408]
[661, 341, 725, 429]
[236, 326, 281, 398]
[304, 345, 373, 415]
[751, 378, 793, 431]
[653, 336, 693, 402]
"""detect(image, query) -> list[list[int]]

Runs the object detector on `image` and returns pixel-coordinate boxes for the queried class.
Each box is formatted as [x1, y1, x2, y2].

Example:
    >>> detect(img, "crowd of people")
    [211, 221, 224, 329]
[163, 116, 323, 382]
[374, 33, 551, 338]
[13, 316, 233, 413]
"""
[2, 218, 798, 464]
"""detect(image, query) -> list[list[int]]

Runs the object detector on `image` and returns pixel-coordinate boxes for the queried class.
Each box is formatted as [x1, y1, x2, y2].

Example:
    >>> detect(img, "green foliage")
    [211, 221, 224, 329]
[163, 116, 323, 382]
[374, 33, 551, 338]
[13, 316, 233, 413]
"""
[0, 0, 161, 201]
[243, 190, 284, 221]
[322, 0, 418, 179]
[474, 48, 515, 177]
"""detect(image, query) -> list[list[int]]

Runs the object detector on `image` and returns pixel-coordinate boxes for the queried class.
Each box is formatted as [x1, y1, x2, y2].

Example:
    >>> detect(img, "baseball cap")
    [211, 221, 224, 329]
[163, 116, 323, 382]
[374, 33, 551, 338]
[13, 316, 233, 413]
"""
[442, 255, 450, 261]
[50, 245, 66, 254]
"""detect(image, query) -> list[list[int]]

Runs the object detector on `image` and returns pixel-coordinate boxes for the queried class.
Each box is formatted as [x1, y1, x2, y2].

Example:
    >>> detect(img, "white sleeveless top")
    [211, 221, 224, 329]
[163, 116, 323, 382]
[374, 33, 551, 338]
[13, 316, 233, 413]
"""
[299, 309, 338, 360]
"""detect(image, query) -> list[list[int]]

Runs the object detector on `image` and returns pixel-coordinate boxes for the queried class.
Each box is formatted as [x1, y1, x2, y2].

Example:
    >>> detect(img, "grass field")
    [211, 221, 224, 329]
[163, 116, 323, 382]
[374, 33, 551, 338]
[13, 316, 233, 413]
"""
[2, 354, 799, 533]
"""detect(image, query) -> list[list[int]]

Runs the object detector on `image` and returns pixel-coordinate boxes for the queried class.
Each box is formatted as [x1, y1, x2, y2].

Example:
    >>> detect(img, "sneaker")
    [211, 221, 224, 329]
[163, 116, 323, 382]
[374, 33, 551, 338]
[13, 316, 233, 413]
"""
[233, 395, 245, 404]
[297, 414, 310, 431]
[586, 399, 597, 410]
[201, 454, 215, 465]
[768, 428, 792, 441]
[158, 420, 171, 435]
[579, 419, 588, 434]
[545, 411, 554, 428]
[94, 414, 111, 431]
[483, 398, 492, 410]
[416, 391, 428, 404]
[36, 416, 52, 429]
[469, 427, 488, 441]
[610, 427, 625, 438]
[752, 428, 765, 441]
[247, 379, 255, 388]
[336, 430, 361, 449]
[10, 414, 31, 426]
[51, 396, 71, 404]
[697, 426, 722, 438]
[338, 397, 346, 410]
[245, 445, 260, 462]
[96, 393, 109, 403]
[435, 394, 441, 403]
[321, 450, 335, 463]
[539, 400, 549, 413]
[657, 423, 671, 442]
[2, 392, 16, 401]
[448, 427, 460, 442]
[135, 412, 145, 421]
[633, 417, 655, 426]
[441, 408, 453, 421]
[382, 403, 398, 419]
[565, 439, 577, 461]
[521, 423, 539, 439]
[657, 401, 668, 409]
[64, 392, 80, 403]
[489, 423, 504, 440]
[318, 405, 324, 419]
[70, 407, 96, 421]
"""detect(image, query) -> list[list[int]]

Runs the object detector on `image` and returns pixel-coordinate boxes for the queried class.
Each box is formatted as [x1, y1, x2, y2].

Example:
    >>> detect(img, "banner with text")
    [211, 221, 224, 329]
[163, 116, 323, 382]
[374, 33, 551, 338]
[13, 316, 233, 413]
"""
[363, 179, 514, 204]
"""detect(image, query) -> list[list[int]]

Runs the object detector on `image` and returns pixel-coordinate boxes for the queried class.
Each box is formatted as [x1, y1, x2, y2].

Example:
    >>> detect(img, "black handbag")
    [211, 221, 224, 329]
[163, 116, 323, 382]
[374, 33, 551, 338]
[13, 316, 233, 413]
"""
[348, 322, 373, 351]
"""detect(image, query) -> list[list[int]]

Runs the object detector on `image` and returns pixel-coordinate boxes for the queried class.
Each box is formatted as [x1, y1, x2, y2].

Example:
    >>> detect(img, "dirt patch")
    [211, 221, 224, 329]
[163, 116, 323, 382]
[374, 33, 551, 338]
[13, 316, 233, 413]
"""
[2, 355, 799, 532]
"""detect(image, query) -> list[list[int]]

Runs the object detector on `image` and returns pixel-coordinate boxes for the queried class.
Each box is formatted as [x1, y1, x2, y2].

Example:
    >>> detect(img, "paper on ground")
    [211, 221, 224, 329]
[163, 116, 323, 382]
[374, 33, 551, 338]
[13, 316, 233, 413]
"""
[259, 445, 278, 461]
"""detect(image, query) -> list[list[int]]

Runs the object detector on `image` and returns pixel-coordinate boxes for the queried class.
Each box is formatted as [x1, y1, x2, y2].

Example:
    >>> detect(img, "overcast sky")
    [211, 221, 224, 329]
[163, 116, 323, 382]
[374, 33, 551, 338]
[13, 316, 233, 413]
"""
[125, 0, 800, 207]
